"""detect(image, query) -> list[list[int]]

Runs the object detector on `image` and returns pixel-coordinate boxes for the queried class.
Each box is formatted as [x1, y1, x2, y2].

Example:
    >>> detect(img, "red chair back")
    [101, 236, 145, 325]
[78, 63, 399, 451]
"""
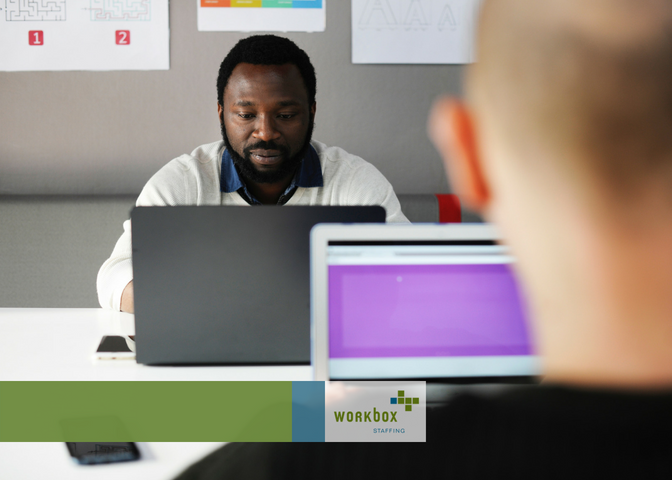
[435, 194, 461, 223]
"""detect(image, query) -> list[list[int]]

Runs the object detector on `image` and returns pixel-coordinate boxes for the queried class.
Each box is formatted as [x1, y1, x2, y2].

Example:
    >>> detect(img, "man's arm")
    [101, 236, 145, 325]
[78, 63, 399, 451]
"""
[96, 156, 199, 311]
[120, 281, 134, 313]
[97, 219, 134, 311]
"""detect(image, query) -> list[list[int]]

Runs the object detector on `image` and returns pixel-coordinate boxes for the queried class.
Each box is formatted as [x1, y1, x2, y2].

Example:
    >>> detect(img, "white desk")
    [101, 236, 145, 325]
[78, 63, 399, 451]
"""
[0, 308, 312, 381]
[0, 308, 312, 479]
[0, 442, 226, 480]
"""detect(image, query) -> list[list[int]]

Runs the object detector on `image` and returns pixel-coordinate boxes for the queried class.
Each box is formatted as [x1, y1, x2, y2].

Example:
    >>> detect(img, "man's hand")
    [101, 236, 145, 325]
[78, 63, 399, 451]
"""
[120, 281, 135, 313]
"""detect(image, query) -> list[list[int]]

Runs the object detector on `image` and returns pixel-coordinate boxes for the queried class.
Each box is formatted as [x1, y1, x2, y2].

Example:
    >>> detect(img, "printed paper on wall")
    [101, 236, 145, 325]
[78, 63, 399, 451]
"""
[198, 0, 325, 32]
[352, 0, 481, 64]
[0, 0, 169, 71]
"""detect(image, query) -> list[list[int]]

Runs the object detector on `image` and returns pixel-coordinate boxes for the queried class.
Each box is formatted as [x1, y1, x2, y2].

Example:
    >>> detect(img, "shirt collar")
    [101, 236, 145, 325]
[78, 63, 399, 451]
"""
[220, 144, 324, 194]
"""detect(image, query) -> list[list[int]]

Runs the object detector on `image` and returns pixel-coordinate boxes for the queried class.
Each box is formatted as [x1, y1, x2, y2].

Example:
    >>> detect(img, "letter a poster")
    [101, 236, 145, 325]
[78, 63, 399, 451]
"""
[352, 0, 481, 64]
[198, 1, 325, 32]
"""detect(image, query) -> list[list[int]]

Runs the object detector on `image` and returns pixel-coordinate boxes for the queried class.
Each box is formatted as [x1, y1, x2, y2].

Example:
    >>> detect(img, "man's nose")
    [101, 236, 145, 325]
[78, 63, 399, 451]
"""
[252, 115, 281, 142]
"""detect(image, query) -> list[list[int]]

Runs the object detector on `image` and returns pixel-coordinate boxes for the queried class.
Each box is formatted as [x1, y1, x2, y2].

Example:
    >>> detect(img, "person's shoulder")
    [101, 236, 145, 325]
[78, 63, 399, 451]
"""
[139, 141, 224, 205]
[310, 140, 405, 220]
[312, 140, 390, 189]
[432, 384, 672, 440]
[312, 140, 374, 173]
[180, 140, 225, 168]
[150, 141, 223, 180]
[189, 140, 226, 163]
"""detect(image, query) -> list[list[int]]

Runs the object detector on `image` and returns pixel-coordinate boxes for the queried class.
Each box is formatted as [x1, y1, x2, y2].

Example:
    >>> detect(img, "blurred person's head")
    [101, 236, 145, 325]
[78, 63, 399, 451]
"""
[430, 0, 672, 387]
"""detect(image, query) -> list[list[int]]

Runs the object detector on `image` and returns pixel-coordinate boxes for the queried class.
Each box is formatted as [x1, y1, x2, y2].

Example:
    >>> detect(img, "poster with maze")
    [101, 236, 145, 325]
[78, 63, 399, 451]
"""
[0, 0, 169, 71]
[352, 0, 481, 64]
[198, 0, 325, 32]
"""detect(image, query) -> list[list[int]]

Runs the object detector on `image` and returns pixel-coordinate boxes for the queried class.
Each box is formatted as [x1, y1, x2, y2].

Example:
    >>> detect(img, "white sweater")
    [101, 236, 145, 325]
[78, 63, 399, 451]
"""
[97, 140, 409, 310]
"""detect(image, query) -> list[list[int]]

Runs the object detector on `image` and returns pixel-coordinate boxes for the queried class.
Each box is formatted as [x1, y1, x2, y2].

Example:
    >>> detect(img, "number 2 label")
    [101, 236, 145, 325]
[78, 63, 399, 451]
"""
[116, 30, 130, 45]
[29, 31, 43, 46]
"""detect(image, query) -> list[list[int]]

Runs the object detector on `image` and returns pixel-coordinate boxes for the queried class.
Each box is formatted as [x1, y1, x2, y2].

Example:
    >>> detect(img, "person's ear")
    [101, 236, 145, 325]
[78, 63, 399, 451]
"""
[310, 102, 317, 117]
[429, 96, 491, 213]
[217, 103, 223, 123]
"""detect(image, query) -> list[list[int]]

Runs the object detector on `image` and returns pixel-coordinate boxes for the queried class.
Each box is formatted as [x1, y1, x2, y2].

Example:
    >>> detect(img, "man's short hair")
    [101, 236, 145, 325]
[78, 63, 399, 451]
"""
[216, 35, 317, 108]
[472, 0, 672, 194]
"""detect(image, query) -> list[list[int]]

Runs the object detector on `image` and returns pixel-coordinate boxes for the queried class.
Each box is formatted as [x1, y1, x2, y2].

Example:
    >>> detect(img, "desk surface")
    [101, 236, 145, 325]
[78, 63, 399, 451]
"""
[0, 308, 312, 479]
[0, 308, 312, 381]
[0, 442, 225, 480]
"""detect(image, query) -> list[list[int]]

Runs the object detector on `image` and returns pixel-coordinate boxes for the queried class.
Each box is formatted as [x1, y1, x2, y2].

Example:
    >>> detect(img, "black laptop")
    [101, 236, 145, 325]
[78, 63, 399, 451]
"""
[130, 205, 385, 365]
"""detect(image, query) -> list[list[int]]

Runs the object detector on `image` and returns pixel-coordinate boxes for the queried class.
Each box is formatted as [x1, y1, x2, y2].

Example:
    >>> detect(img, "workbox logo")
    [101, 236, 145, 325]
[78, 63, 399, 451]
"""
[333, 390, 420, 423]
[334, 407, 398, 423]
[325, 382, 426, 442]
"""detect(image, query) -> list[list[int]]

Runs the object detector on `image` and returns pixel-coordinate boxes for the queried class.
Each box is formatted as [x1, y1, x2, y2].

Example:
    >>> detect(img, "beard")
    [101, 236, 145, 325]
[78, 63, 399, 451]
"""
[221, 117, 314, 185]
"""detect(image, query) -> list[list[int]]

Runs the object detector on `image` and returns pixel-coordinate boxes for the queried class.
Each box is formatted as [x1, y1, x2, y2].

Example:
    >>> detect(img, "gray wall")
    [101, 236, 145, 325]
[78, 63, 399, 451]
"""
[0, 1, 463, 195]
[0, 196, 136, 308]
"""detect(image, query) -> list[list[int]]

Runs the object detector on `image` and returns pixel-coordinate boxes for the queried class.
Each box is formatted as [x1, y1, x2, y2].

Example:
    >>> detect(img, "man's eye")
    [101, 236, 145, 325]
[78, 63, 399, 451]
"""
[238, 114, 254, 119]
[278, 114, 296, 119]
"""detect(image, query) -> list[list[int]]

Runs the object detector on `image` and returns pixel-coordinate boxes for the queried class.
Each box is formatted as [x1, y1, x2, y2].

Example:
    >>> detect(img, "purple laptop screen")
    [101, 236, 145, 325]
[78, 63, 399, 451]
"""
[328, 264, 533, 359]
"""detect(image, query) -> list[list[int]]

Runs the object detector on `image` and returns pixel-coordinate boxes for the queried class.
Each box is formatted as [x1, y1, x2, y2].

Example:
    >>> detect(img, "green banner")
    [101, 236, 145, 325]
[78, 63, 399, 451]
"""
[0, 382, 292, 441]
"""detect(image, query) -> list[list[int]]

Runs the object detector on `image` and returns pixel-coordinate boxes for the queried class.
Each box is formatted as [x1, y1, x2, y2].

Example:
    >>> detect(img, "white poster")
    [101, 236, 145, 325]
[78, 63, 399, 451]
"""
[352, 0, 481, 64]
[0, 0, 169, 71]
[197, 0, 325, 33]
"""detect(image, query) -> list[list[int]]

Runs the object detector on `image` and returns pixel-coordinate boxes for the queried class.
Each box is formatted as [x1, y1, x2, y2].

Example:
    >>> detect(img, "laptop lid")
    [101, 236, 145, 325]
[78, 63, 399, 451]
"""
[131, 205, 385, 365]
[311, 223, 540, 382]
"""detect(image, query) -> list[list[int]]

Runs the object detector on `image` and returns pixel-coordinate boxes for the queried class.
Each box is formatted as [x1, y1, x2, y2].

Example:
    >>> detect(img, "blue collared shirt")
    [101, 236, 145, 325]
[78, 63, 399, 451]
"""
[220, 145, 324, 205]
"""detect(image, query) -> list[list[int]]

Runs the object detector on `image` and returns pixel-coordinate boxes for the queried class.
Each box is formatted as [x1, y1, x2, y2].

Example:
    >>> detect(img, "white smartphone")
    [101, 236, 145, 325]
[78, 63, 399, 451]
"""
[94, 335, 136, 360]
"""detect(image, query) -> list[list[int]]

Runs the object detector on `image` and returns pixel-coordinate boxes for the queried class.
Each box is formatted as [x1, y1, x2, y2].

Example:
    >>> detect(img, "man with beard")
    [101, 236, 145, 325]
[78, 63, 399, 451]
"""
[97, 35, 408, 313]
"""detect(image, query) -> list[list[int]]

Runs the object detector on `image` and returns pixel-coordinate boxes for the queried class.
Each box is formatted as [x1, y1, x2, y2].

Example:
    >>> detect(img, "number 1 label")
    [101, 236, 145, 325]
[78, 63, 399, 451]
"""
[29, 31, 43, 46]
[116, 30, 130, 45]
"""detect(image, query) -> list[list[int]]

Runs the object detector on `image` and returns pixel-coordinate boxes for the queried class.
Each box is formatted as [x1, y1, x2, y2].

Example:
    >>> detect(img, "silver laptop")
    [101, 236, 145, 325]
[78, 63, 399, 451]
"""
[310, 223, 541, 385]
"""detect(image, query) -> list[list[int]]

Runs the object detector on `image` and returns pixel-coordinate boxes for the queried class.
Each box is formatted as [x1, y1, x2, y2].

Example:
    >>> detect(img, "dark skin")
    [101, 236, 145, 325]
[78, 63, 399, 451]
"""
[120, 63, 316, 313]
[217, 63, 317, 205]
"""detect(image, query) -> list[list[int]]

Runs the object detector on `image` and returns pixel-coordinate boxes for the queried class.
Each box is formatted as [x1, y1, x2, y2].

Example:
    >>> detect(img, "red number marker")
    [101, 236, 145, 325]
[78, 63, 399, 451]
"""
[115, 30, 130, 45]
[29, 31, 44, 46]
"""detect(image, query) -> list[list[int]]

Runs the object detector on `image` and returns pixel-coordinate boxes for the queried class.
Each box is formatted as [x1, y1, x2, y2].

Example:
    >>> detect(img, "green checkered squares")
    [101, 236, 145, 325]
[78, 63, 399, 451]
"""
[393, 391, 420, 412]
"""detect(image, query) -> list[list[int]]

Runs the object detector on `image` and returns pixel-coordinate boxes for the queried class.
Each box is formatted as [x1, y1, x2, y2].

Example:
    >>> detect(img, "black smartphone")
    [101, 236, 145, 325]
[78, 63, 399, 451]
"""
[65, 442, 140, 465]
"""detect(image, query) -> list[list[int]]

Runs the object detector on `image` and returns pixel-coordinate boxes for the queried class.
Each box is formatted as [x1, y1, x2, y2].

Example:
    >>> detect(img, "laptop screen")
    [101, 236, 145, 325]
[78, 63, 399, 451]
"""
[326, 240, 540, 380]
